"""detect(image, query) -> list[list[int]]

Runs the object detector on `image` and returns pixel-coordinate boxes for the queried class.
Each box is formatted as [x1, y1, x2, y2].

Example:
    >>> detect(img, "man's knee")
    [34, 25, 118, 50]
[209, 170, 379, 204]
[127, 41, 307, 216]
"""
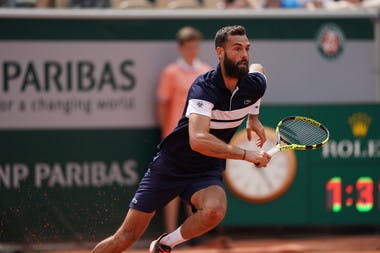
[191, 185, 227, 228]
[200, 203, 226, 227]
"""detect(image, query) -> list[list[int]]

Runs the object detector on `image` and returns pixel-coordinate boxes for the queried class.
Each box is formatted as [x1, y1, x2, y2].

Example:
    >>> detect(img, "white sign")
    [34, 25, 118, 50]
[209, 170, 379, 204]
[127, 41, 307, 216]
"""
[0, 39, 375, 129]
[0, 41, 179, 129]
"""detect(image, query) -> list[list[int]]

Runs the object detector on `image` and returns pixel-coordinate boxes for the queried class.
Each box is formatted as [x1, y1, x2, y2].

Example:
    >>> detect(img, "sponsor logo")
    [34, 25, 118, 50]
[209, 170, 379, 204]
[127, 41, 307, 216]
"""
[0, 160, 139, 189]
[348, 112, 371, 138]
[322, 112, 380, 159]
[316, 23, 345, 60]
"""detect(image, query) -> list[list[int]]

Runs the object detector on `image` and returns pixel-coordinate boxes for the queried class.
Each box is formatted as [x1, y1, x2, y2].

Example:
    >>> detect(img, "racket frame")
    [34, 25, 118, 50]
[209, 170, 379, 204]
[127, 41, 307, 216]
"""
[270, 116, 329, 155]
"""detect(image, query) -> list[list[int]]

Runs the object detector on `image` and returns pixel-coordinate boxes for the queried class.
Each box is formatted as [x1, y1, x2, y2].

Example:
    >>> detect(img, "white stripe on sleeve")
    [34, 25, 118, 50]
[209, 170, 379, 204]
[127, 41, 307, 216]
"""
[186, 99, 214, 118]
[250, 99, 261, 115]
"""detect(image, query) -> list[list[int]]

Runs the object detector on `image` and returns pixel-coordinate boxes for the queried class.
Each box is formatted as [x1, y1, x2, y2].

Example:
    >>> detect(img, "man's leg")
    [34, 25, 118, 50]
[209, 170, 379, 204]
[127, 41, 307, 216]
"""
[164, 197, 180, 233]
[182, 185, 227, 239]
[164, 197, 194, 233]
[158, 185, 227, 249]
[92, 208, 155, 253]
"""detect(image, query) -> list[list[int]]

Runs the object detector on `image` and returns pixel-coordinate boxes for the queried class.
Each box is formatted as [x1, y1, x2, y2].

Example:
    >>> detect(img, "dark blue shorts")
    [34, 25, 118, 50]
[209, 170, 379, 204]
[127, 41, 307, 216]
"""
[129, 153, 224, 213]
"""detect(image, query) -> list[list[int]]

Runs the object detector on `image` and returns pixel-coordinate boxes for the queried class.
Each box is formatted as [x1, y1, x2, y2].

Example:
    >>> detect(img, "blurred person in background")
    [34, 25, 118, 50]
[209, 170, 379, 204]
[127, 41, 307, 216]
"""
[304, 0, 380, 9]
[280, 0, 305, 7]
[221, 0, 257, 8]
[361, 0, 380, 8]
[5, 0, 54, 7]
[323, 0, 363, 9]
[221, 0, 298, 9]
[70, 0, 110, 7]
[263, 0, 282, 7]
[221, 0, 270, 9]
[156, 26, 211, 238]
[262, 0, 305, 8]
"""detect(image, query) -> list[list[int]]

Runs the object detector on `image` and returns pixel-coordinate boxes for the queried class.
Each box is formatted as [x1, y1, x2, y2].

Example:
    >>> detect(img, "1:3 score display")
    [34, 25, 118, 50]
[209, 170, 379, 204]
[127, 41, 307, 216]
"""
[326, 177, 378, 212]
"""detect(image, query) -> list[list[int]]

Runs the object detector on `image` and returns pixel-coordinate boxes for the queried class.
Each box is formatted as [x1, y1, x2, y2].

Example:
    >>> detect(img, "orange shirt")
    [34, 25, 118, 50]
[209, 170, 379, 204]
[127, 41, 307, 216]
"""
[157, 59, 211, 138]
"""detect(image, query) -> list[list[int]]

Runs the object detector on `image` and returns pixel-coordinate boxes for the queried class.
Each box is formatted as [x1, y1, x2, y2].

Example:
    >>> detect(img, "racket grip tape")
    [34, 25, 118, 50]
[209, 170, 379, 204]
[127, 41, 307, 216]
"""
[267, 146, 280, 156]
[253, 147, 280, 166]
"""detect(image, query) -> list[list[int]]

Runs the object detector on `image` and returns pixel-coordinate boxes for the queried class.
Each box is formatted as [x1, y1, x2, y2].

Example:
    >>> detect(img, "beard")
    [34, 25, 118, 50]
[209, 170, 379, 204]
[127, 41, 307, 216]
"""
[223, 53, 249, 79]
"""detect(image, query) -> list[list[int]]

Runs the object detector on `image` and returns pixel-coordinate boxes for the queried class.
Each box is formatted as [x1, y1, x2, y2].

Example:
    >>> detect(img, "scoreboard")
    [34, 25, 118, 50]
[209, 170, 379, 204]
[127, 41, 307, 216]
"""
[326, 176, 376, 213]
[223, 104, 380, 226]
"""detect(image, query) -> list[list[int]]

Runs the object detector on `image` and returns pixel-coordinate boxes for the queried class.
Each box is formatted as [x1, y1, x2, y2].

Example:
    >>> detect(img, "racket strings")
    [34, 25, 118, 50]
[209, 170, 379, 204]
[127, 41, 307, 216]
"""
[280, 119, 328, 146]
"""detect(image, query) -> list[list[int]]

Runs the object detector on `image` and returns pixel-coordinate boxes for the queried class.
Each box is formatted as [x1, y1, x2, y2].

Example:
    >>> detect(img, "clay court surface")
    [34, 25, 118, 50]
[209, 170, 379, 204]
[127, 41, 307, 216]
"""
[23, 234, 379, 253]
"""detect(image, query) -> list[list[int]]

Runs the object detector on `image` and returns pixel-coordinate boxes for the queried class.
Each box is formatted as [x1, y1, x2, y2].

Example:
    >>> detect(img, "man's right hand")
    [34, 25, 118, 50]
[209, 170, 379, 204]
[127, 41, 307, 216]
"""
[244, 150, 271, 168]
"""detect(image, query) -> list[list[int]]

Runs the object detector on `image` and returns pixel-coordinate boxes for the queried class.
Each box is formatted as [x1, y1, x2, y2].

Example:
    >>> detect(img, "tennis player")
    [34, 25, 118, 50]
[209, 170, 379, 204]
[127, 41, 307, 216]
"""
[91, 25, 271, 253]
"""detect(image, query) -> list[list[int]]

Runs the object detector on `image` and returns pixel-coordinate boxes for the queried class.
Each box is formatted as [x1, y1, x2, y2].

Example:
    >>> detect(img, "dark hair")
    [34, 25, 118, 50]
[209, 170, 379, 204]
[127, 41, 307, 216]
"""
[214, 25, 246, 48]
[176, 26, 203, 46]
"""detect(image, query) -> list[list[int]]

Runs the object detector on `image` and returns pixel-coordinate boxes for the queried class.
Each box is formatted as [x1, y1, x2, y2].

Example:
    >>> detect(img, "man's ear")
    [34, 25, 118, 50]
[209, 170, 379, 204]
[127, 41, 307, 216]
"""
[216, 46, 224, 59]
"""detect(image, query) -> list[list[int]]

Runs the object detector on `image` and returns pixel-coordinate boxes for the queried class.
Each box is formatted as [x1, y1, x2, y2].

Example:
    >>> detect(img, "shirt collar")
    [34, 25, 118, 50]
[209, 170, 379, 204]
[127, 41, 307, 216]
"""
[177, 58, 201, 72]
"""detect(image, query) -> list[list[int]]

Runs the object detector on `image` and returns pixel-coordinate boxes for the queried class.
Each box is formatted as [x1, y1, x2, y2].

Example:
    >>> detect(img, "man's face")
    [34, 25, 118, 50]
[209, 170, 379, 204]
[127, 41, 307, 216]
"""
[178, 40, 201, 61]
[221, 35, 250, 79]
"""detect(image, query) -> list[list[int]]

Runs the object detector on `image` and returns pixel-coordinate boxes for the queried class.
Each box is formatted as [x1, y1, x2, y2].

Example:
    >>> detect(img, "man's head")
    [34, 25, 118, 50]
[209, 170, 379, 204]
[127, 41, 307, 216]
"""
[176, 26, 203, 63]
[215, 25, 250, 79]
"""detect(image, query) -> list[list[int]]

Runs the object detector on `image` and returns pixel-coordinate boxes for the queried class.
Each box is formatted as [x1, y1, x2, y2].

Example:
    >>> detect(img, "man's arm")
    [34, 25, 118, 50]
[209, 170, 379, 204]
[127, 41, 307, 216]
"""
[246, 63, 266, 147]
[188, 113, 270, 167]
[156, 100, 168, 134]
[156, 68, 173, 138]
[246, 114, 266, 148]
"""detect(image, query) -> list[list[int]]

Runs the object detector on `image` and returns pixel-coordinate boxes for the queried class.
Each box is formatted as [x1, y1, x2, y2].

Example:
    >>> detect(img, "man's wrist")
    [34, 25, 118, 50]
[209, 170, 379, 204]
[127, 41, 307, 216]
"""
[242, 149, 246, 160]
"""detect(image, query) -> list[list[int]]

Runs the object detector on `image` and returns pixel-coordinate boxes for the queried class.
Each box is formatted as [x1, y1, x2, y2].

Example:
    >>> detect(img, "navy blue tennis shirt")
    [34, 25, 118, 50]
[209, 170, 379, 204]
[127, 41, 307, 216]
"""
[156, 64, 266, 177]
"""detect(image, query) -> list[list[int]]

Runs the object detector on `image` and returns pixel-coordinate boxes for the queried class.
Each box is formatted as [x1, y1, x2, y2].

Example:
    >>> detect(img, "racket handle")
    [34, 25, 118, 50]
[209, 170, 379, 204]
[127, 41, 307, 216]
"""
[266, 146, 280, 156]
[254, 147, 280, 166]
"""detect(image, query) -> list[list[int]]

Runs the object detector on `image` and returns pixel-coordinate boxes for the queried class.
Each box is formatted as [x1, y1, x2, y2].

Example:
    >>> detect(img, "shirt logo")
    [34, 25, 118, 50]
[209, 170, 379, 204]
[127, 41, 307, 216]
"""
[244, 99, 252, 105]
[132, 198, 138, 204]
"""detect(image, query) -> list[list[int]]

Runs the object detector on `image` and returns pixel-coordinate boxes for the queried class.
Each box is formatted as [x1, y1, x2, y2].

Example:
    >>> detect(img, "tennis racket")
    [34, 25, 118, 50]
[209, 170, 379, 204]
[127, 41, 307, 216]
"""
[265, 116, 330, 156]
